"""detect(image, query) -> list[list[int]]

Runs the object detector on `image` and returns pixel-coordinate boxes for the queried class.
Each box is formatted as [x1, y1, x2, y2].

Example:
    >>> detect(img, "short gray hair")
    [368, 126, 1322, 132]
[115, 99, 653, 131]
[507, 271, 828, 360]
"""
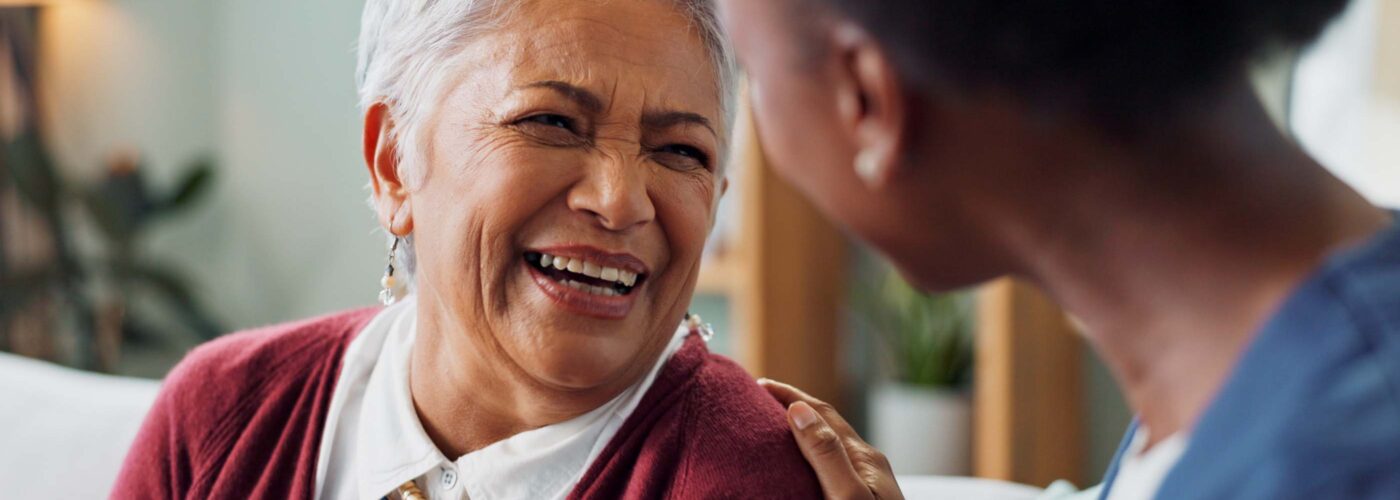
[356, 0, 738, 281]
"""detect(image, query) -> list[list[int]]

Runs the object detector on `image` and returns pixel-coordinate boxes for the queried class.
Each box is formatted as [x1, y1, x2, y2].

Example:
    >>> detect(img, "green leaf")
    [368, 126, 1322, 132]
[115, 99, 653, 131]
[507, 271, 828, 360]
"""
[119, 261, 224, 339]
[80, 188, 139, 245]
[855, 263, 974, 388]
[161, 158, 215, 212]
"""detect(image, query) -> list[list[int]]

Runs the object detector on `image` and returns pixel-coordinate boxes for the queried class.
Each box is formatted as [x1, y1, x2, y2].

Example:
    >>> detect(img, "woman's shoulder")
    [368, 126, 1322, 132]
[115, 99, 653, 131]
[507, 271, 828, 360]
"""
[686, 351, 798, 438]
[152, 306, 381, 434]
[114, 306, 381, 497]
[675, 340, 823, 496]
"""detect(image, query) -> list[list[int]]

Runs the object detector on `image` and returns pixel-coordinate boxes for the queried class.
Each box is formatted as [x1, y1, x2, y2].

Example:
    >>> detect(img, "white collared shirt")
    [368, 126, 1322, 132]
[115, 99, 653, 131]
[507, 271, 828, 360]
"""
[313, 297, 689, 500]
[1104, 427, 1188, 500]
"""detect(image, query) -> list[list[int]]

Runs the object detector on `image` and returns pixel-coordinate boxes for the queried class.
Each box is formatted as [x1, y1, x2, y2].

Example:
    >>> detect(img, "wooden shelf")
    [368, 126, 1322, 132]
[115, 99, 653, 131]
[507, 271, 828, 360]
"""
[974, 279, 1085, 486]
[697, 82, 846, 406]
[695, 253, 741, 295]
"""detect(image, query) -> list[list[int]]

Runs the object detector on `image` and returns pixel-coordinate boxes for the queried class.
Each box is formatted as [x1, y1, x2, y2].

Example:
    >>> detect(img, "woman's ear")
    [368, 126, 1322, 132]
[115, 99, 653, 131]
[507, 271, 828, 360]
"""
[831, 23, 907, 190]
[363, 102, 414, 236]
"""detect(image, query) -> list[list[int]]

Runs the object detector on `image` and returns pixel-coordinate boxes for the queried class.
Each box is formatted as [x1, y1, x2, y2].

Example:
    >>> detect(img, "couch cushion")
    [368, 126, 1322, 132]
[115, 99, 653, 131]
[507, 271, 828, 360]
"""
[0, 352, 159, 498]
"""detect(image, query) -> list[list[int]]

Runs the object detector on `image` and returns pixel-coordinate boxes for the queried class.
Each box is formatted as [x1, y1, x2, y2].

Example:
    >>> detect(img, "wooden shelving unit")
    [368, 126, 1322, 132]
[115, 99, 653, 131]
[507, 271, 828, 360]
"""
[693, 92, 848, 407]
[974, 279, 1086, 486]
[693, 254, 740, 295]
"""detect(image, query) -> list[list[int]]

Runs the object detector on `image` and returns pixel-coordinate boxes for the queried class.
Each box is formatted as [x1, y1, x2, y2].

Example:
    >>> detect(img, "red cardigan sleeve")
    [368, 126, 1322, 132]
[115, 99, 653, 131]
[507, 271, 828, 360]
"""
[110, 308, 373, 499]
[670, 355, 823, 499]
[110, 336, 229, 498]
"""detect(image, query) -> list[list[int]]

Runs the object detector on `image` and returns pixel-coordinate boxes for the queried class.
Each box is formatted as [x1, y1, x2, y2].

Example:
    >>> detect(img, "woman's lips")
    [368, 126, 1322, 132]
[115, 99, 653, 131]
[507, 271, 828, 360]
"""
[527, 262, 640, 319]
[522, 245, 650, 320]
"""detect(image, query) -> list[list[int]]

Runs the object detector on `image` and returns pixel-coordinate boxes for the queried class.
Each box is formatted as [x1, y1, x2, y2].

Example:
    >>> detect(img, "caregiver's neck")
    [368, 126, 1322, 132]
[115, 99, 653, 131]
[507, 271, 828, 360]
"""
[986, 77, 1389, 447]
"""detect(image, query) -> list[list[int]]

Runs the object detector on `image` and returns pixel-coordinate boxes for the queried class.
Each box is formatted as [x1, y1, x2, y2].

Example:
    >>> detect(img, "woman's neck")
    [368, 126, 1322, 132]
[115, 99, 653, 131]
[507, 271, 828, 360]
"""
[405, 294, 655, 458]
[998, 85, 1390, 446]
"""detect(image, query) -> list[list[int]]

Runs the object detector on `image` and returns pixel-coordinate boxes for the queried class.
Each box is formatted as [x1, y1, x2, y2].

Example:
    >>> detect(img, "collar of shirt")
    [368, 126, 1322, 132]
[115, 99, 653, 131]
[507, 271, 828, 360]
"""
[315, 296, 691, 500]
[1103, 426, 1188, 500]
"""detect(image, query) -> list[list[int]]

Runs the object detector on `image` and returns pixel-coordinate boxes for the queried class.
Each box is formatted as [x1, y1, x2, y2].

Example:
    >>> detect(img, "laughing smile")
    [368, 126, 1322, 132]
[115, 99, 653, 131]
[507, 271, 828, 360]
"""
[524, 251, 647, 297]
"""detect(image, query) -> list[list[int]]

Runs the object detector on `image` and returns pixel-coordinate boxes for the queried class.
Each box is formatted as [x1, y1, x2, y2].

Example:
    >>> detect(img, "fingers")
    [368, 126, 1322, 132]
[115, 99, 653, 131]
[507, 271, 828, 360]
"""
[787, 401, 875, 500]
[763, 379, 906, 500]
[760, 378, 859, 437]
[758, 377, 809, 406]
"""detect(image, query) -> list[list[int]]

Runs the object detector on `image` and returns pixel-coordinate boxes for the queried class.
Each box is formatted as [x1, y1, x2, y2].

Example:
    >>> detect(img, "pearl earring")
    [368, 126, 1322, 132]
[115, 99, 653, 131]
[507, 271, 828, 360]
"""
[684, 312, 715, 342]
[854, 149, 881, 186]
[379, 237, 407, 305]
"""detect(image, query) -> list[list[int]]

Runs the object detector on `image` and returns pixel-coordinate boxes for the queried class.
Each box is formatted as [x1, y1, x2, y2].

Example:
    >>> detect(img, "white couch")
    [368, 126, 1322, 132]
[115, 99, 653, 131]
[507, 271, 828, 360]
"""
[0, 352, 159, 499]
[0, 351, 1088, 499]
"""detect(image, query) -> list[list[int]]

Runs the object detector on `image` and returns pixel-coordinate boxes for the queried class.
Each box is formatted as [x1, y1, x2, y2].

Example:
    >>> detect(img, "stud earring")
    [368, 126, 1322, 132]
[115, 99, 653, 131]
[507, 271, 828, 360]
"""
[379, 237, 406, 305]
[854, 149, 881, 187]
[684, 312, 715, 342]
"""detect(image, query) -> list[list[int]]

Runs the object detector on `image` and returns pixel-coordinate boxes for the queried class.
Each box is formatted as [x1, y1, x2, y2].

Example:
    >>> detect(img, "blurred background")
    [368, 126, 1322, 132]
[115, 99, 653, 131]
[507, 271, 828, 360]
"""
[1, 0, 1398, 494]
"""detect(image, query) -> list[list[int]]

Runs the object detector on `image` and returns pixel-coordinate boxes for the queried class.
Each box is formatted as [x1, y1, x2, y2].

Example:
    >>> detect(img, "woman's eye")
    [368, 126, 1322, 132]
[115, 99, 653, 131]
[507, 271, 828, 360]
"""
[521, 114, 575, 131]
[513, 113, 588, 147]
[654, 144, 711, 171]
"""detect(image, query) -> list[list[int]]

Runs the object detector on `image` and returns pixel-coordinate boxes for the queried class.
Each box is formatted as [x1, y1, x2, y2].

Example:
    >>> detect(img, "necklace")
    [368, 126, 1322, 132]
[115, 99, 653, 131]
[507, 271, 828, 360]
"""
[395, 480, 427, 500]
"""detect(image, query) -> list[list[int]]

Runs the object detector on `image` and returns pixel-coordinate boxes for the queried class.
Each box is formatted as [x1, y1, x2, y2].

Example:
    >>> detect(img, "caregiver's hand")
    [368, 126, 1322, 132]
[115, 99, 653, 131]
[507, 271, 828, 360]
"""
[759, 379, 904, 500]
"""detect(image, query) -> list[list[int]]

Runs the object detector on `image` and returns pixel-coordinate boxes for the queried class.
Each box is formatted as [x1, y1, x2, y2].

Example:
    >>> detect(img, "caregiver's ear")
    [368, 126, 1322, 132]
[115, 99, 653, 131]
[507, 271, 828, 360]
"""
[363, 102, 414, 236]
[830, 23, 907, 190]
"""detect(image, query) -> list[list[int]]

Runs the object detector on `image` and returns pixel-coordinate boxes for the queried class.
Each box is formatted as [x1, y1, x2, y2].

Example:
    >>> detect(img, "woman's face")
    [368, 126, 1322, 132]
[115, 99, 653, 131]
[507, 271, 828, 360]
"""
[399, 0, 723, 389]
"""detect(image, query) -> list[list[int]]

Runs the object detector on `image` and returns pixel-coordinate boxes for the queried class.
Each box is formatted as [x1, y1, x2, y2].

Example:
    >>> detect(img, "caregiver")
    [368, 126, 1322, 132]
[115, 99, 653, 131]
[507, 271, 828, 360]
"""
[716, 0, 1400, 499]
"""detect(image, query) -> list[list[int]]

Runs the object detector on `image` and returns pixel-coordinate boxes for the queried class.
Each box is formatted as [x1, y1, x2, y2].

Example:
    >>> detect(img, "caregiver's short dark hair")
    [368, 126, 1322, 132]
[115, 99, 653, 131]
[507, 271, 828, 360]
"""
[812, 0, 1350, 126]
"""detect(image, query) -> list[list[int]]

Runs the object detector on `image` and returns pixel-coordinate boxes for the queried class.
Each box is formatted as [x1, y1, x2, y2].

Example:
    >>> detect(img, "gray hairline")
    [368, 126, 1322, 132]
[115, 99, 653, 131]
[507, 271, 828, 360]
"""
[355, 0, 739, 284]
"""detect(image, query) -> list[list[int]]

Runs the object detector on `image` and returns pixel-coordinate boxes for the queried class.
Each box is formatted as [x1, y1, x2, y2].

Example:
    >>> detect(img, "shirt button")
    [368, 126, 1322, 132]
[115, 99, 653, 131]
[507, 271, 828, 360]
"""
[440, 467, 458, 489]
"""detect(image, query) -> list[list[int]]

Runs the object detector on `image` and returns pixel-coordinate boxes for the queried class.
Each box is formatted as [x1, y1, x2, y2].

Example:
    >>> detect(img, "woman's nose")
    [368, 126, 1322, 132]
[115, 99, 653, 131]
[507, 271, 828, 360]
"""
[566, 155, 656, 232]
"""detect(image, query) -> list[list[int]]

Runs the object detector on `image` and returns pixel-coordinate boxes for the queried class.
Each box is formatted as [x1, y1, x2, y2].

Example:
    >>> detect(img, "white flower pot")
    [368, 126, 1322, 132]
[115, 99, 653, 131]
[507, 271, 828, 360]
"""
[870, 383, 971, 476]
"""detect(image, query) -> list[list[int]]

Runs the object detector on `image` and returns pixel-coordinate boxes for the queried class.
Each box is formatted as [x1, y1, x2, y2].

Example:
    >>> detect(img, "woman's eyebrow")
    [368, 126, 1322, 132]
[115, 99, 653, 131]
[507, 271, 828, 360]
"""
[519, 80, 605, 114]
[517, 80, 716, 139]
[642, 111, 716, 139]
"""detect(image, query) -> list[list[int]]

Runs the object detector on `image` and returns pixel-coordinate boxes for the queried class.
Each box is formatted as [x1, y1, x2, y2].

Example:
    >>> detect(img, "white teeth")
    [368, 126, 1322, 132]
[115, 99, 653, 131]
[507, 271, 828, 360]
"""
[559, 280, 619, 296]
[535, 253, 640, 289]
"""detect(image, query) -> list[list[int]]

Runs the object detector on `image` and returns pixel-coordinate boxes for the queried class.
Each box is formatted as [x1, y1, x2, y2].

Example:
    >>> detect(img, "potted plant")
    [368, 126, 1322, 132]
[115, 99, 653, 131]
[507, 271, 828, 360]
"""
[1, 130, 222, 371]
[857, 265, 973, 475]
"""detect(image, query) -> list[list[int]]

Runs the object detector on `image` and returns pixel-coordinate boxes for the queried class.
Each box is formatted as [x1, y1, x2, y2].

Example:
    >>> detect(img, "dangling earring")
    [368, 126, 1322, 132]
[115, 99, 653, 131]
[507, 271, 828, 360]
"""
[379, 237, 406, 305]
[854, 149, 881, 187]
[684, 312, 715, 342]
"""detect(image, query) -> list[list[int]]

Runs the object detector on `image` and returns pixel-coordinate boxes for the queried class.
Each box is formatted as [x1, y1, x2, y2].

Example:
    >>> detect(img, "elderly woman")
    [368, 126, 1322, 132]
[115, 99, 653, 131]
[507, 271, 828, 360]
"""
[111, 1, 820, 498]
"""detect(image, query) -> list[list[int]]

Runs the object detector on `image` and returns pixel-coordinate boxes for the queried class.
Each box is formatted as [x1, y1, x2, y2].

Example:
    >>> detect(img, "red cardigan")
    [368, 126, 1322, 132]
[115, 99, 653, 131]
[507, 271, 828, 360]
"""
[111, 308, 821, 499]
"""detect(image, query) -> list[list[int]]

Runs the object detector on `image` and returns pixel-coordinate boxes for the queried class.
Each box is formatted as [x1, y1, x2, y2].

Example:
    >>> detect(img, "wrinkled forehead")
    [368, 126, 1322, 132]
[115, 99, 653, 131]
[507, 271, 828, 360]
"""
[460, 0, 725, 127]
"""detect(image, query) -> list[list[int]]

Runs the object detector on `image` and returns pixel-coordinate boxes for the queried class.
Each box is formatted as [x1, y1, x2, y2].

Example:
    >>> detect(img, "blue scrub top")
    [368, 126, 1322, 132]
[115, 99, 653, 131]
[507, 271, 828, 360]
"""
[1100, 212, 1400, 499]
